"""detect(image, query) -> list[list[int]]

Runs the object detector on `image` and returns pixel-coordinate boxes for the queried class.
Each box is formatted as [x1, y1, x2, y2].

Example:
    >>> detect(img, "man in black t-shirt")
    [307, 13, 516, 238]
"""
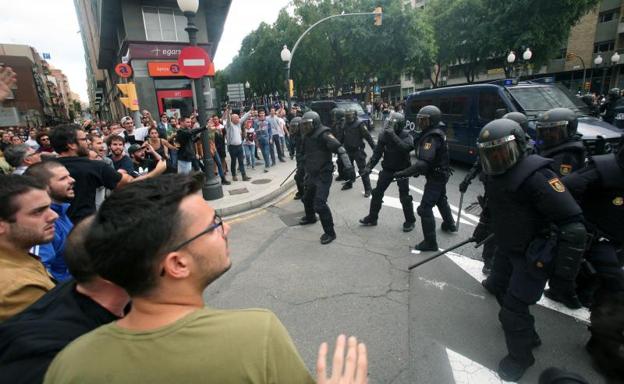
[107, 135, 134, 175]
[127, 143, 165, 179]
[51, 124, 131, 223]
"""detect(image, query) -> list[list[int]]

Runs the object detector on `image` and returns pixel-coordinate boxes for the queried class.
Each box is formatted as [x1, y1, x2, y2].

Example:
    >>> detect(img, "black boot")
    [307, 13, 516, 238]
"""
[364, 189, 372, 198]
[341, 181, 353, 190]
[437, 198, 456, 231]
[415, 217, 438, 251]
[497, 307, 536, 382]
[320, 233, 336, 244]
[293, 191, 303, 200]
[319, 210, 336, 245]
[400, 195, 416, 233]
[441, 221, 458, 233]
[359, 215, 377, 226]
[299, 216, 317, 225]
[221, 177, 231, 185]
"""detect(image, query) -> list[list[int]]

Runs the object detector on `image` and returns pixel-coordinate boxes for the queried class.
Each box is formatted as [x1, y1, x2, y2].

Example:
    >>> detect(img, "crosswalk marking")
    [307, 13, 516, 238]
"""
[445, 347, 514, 384]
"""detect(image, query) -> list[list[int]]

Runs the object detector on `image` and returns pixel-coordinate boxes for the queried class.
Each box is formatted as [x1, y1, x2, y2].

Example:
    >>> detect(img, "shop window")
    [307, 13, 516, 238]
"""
[598, 9, 619, 23]
[594, 40, 615, 54]
[142, 7, 189, 42]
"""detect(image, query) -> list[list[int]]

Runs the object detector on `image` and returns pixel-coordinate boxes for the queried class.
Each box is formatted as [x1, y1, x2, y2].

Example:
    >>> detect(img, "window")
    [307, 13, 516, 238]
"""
[407, 98, 434, 115]
[439, 96, 468, 116]
[598, 9, 619, 23]
[142, 7, 189, 42]
[478, 91, 507, 121]
[594, 40, 615, 54]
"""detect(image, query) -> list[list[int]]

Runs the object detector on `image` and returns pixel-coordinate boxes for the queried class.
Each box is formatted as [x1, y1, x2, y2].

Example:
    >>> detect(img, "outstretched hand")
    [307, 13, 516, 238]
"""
[317, 335, 367, 384]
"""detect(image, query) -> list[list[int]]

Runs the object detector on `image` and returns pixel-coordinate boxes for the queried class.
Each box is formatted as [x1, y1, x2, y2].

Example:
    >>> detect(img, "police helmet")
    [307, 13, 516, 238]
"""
[415, 105, 441, 133]
[386, 112, 406, 134]
[289, 116, 302, 136]
[502, 112, 529, 133]
[344, 108, 357, 124]
[608, 88, 621, 99]
[331, 108, 345, 126]
[535, 108, 578, 150]
[477, 119, 527, 175]
[301, 111, 321, 136]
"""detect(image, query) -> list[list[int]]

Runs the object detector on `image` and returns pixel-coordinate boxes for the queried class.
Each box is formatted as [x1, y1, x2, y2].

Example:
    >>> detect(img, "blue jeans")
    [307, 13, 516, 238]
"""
[257, 134, 272, 168]
[213, 153, 224, 178]
[244, 143, 256, 168]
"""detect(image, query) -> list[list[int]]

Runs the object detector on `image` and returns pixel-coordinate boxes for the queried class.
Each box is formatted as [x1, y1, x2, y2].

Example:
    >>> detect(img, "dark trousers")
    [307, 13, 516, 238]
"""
[302, 169, 335, 236]
[416, 177, 454, 223]
[369, 168, 415, 222]
[346, 148, 371, 191]
[270, 134, 285, 163]
[228, 144, 246, 177]
[577, 241, 624, 302]
[294, 161, 305, 196]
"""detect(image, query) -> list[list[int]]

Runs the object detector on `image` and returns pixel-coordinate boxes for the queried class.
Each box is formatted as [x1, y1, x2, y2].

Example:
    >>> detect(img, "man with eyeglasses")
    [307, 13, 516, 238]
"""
[44, 174, 368, 384]
[36, 132, 54, 153]
[3, 144, 41, 175]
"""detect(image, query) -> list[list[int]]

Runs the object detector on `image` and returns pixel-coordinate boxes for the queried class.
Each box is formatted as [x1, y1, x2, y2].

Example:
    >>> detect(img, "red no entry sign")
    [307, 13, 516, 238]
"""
[177, 46, 214, 79]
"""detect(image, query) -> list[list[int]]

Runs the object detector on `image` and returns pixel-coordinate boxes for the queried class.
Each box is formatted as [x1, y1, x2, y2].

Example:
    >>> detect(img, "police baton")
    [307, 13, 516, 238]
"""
[408, 237, 475, 270]
[280, 167, 298, 187]
[455, 191, 465, 230]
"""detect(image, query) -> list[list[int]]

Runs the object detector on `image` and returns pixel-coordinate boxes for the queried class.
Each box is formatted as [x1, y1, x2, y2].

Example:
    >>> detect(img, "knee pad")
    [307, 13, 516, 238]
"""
[417, 205, 433, 218]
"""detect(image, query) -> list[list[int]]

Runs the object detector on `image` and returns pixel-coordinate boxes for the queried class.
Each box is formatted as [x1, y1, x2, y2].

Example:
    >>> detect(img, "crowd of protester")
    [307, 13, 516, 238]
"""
[0, 67, 369, 384]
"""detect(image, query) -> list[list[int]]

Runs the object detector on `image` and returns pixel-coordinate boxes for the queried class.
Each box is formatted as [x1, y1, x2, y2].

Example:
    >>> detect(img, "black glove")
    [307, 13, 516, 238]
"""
[394, 167, 416, 179]
[459, 179, 470, 193]
[472, 221, 490, 244]
[344, 166, 356, 181]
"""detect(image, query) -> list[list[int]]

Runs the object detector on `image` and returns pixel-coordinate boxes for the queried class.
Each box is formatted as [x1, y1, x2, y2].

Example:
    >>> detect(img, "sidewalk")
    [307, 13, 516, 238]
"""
[210, 155, 297, 217]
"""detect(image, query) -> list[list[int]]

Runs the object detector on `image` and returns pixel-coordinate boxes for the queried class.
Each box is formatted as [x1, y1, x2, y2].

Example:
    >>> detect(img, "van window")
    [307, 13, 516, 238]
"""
[439, 96, 468, 116]
[407, 99, 434, 115]
[478, 91, 507, 121]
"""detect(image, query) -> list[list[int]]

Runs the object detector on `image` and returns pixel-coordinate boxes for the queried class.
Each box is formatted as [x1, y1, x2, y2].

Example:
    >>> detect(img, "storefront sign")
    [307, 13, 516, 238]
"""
[148, 62, 182, 77]
[127, 42, 212, 60]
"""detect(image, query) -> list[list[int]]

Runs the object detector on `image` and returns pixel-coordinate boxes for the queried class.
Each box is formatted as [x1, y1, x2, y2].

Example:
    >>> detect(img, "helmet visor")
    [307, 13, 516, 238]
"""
[301, 119, 315, 135]
[416, 114, 430, 133]
[536, 121, 568, 149]
[478, 135, 522, 175]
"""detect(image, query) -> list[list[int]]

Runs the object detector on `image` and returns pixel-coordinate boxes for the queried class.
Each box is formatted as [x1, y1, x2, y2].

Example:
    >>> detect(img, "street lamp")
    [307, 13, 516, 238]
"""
[245, 81, 250, 105]
[177, 0, 223, 200]
[611, 51, 621, 91]
[507, 48, 531, 78]
[280, 45, 292, 110]
[522, 48, 532, 61]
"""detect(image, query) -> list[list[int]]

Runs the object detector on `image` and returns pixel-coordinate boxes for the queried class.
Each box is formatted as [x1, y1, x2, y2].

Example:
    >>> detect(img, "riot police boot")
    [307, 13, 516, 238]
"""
[364, 189, 372, 198]
[441, 221, 458, 233]
[400, 195, 416, 232]
[415, 217, 438, 251]
[341, 181, 353, 190]
[293, 191, 303, 200]
[498, 308, 536, 382]
[544, 279, 582, 309]
[359, 215, 377, 226]
[299, 215, 317, 225]
[320, 232, 337, 245]
[335, 175, 344, 182]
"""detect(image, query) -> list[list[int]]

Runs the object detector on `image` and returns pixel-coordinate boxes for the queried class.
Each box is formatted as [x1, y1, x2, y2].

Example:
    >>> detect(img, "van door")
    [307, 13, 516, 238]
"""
[438, 93, 473, 162]
[475, 89, 510, 152]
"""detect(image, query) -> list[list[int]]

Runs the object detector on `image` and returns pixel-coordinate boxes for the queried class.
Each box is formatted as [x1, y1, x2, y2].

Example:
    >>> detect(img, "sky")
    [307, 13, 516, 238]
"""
[0, 0, 290, 103]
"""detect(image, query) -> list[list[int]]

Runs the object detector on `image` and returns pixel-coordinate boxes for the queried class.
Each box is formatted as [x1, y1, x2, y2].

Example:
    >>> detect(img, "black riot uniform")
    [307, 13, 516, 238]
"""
[462, 112, 534, 275]
[289, 117, 305, 200]
[299, 111, 355, 244]
[395, 105, 456, 251]
[562, 144, 624, 381]
[341, 108, 375, 196]
[330, 108, 347, 181]
[359, 112, 416, 231]
[475, 118, 587, 381]
[535, 108, 586, 177]
[600, 88, 620, 125]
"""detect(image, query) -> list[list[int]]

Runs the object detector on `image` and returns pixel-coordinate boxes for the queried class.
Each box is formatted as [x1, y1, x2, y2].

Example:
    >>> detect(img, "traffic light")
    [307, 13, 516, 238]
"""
[373, 7, 382, 26]
[116, 82, 139, 111]
[288, 79, 294, 98]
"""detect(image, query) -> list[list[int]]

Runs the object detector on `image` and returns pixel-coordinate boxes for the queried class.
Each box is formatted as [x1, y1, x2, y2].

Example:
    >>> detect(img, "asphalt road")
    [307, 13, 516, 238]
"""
[203, 129, 606, 383]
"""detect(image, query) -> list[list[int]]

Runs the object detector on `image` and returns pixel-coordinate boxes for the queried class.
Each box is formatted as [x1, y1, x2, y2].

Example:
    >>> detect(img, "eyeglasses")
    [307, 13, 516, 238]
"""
[159, 214, 224, 276]
[170, 214, 224, 252]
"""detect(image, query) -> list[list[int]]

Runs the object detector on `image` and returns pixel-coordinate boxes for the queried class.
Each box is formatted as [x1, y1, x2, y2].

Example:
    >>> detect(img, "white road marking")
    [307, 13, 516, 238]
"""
[445, 347, 514, 384]
[382, 195, 476, 226]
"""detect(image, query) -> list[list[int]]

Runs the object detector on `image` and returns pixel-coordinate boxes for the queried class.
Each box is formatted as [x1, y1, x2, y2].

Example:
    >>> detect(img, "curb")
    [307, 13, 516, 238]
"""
[214, 178, 296, 217]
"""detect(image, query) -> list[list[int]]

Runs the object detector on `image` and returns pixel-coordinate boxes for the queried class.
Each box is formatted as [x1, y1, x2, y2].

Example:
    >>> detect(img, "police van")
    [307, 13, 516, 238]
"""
[405, 81, 622, 163]
[311, 100, 373, 130]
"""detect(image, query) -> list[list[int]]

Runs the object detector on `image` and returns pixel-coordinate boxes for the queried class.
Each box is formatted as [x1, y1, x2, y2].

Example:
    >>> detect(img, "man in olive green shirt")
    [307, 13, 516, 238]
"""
[44, 174, 367, 384]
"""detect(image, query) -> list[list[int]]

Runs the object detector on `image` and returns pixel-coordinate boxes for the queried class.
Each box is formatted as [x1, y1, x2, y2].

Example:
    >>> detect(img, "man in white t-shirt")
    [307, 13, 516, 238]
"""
[119, 116, 148, 147]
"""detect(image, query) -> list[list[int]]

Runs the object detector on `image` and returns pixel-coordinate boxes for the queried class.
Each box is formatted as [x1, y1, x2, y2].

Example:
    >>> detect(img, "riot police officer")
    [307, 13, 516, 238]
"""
[394, 105, 456, 251]
[289, 117, 305, 200]
[359, 112, 416, 231]
[535, 107, 585, 177]
[600, 87, 620, 124]
[330, 108, 347, 182]
[341, 108, 375, 197]
[475, 118, 586, 381]
[299, 111, 355, 244]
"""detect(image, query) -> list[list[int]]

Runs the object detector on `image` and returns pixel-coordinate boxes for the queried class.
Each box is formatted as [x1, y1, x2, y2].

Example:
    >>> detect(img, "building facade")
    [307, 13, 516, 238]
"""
[74, 0, 231, 122]
[0, 44, 76, 128]
[400, 0, 624, 97]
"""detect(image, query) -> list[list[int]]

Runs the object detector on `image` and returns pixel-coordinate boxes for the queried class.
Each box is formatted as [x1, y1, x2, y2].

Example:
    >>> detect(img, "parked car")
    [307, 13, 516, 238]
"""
[405, 81, 622, 163]
[310, 100, 373, 130]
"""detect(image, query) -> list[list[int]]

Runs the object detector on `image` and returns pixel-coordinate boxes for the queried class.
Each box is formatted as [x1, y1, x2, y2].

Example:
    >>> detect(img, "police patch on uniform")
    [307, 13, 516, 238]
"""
[560, 164, 572, 175]
[613, 196, 624, 206]
[424, 142, 432, 150]
[548, 178, 566, 193]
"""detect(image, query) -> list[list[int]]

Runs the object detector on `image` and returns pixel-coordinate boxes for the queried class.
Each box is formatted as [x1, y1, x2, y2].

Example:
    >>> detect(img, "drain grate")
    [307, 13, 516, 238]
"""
[251, 178, 271, 185]
[228, 188, 249, 195]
